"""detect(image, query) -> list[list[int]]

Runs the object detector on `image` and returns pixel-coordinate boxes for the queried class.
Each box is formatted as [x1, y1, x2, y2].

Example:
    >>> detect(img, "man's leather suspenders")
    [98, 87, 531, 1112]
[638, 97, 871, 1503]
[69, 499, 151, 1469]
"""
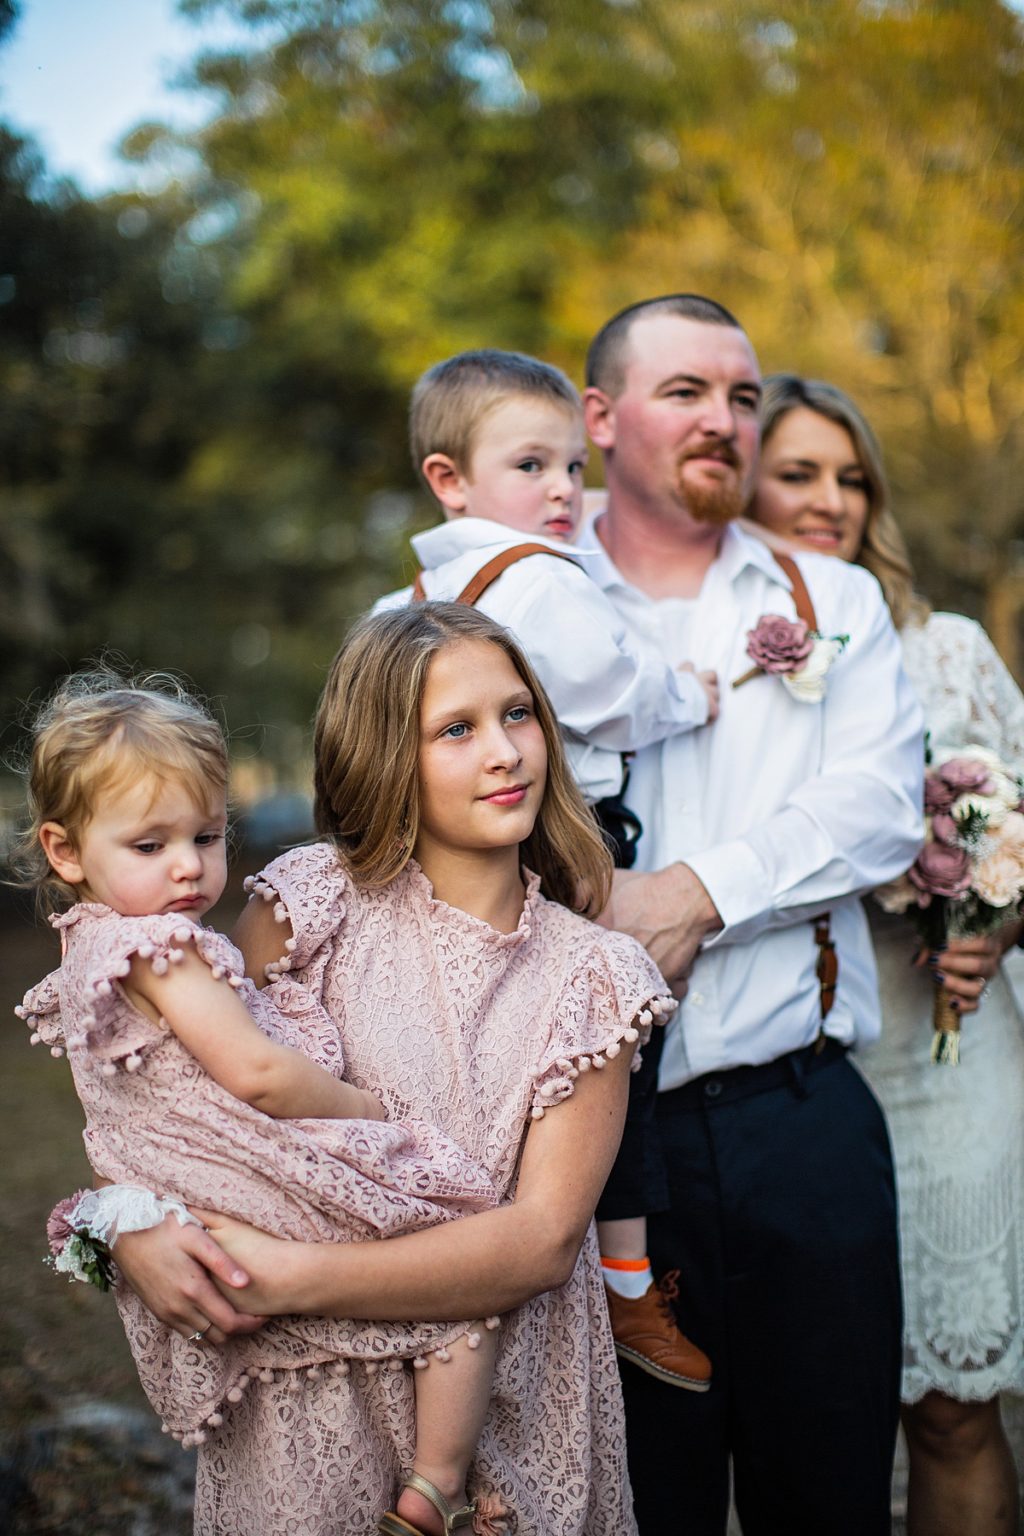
[412, 542, 837, 1022]
[771, 553, 837, 1024]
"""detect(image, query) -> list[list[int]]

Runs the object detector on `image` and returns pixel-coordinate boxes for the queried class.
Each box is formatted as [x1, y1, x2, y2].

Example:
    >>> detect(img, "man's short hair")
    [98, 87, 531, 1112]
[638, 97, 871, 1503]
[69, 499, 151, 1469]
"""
[586, 294, 744, 398]
[410, 348, 581, 483]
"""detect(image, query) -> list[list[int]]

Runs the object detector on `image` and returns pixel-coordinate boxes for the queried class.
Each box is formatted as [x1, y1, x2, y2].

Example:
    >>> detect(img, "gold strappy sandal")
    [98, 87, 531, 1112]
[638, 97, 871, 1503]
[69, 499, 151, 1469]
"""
[377, 1471, 477, 1535]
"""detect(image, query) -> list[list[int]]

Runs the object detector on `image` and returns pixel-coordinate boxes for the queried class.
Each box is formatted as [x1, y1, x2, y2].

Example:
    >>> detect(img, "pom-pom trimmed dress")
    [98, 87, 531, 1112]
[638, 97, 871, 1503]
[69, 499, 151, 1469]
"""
[21, 843, 671, 1535]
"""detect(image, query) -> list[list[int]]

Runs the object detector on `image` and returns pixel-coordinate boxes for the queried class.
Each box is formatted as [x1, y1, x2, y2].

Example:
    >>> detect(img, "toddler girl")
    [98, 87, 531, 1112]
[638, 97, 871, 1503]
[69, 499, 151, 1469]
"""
[20, 668, 508, 1533]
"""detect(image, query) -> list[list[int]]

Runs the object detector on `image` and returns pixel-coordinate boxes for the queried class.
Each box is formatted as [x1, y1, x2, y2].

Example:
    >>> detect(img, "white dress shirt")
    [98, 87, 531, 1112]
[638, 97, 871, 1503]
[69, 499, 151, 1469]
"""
[580, 519, 925, 1086]
[375, 517, 711, 803]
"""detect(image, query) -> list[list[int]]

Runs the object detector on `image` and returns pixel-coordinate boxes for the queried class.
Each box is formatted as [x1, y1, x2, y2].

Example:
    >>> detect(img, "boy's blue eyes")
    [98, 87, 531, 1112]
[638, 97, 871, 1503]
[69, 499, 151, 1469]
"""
[515, 459, 586, 475]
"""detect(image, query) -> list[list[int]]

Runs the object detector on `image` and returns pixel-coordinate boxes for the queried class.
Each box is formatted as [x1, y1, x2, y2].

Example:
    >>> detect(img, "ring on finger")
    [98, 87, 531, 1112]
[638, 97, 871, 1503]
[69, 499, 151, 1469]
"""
[188, 1321, 212, 1342]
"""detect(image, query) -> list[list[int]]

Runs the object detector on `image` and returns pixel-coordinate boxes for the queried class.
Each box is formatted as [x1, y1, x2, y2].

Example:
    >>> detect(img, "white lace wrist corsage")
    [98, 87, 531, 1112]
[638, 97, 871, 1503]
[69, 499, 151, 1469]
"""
[46, 1185, 203, 1291]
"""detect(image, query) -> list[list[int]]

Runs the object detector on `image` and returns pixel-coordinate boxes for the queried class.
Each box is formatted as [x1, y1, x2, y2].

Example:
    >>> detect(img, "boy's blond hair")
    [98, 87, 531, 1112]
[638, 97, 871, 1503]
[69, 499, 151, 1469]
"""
[409, 348, 581, 489]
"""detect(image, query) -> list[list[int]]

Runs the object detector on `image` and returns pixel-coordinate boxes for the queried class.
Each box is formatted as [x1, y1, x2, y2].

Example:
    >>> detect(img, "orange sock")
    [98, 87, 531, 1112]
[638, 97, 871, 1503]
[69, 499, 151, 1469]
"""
[601, 1255, 653, 1299]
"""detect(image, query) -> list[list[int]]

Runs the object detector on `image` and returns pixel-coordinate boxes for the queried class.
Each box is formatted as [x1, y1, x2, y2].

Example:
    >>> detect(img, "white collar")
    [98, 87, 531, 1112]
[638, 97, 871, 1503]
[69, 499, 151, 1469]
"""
[577, 505, 796, 598]
[411, 516, 597, 567]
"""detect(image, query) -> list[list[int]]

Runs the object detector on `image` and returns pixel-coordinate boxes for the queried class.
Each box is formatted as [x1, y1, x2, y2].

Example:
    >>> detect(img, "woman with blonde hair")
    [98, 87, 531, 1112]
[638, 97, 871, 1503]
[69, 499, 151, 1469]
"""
[749, 372, 1024, 1536]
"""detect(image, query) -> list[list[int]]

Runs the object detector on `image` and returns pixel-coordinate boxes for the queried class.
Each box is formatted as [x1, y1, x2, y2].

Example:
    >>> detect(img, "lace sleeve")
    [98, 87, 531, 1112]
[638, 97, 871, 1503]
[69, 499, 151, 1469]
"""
[967, 622, 1024, 770]
[15, 969, 65, 1055]
[906, 612, 1024, 767]
[529, 929, 676, 1119]
[65, 913, 244, 1070]
[243, 842, 350, 982]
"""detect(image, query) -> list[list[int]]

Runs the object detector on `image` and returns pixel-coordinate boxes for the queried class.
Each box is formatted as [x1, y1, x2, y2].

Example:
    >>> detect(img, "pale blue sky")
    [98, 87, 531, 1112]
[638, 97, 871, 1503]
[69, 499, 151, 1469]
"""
[3, 1, 1023, 196]
[0, 0, 252, 192]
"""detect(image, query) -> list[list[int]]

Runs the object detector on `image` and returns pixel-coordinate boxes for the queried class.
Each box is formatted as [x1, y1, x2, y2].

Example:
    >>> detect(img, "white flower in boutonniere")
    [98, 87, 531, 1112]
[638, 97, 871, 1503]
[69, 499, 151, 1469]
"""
[732, 615, 849, 704]
[779, 635, 847, 703]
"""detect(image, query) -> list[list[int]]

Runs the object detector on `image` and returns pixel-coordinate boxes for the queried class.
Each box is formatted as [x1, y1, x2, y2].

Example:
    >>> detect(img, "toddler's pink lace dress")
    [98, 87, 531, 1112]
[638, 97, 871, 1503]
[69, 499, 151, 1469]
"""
[19, 904, 502, 1444]
[22, 843, 671, 1535]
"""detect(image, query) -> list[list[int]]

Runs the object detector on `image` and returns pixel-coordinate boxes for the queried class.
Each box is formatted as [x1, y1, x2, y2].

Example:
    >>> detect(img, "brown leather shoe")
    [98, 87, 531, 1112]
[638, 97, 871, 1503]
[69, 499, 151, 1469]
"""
[605, 1269, 712, 1391]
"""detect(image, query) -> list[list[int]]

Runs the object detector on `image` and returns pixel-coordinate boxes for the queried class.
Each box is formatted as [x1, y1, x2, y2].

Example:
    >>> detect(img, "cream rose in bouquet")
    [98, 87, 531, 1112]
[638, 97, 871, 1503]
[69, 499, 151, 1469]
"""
[875, 744, 1024, 1063]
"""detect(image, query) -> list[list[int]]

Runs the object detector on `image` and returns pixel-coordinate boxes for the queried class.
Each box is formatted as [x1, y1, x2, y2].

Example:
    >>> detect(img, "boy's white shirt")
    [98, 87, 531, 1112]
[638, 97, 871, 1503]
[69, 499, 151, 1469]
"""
[374, 516, 711, 804]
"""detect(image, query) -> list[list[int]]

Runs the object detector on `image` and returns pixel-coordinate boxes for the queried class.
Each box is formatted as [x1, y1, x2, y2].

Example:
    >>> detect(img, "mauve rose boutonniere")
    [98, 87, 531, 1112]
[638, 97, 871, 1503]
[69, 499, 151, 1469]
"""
[733, 615, 849, 703]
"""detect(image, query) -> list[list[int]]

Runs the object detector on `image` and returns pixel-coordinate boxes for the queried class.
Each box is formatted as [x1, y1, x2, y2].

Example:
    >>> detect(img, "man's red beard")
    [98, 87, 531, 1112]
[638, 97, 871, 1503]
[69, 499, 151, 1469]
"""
[678, 461, 747, 526]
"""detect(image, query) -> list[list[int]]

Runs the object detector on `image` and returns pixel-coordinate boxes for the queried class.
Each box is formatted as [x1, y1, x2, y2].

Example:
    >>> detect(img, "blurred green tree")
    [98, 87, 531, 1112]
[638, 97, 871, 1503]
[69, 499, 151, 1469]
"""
[2, 0, 1023, 774]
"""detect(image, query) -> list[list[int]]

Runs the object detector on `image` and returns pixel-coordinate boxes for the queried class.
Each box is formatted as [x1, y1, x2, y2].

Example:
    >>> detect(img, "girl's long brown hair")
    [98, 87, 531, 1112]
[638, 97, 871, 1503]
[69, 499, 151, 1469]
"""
[314, 603, 612, 915]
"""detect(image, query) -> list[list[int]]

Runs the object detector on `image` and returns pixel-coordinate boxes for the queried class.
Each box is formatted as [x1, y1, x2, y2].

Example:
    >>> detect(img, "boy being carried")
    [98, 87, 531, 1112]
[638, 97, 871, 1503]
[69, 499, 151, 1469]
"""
[377, 348, 715, 1392]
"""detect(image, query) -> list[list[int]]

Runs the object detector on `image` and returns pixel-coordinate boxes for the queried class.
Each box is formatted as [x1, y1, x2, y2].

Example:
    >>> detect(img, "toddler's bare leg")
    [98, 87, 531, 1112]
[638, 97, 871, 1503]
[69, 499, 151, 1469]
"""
[395, 1322, 500, 1536]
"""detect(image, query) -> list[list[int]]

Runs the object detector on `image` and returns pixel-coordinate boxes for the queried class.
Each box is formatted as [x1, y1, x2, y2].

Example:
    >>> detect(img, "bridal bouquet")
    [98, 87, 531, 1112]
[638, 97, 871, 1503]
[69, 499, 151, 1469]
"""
[875, 745, 1024, 1063]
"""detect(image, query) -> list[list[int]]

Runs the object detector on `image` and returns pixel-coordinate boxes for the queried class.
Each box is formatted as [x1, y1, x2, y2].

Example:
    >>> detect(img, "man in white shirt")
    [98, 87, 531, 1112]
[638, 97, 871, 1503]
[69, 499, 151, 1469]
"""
[580, 295, 924, 1536]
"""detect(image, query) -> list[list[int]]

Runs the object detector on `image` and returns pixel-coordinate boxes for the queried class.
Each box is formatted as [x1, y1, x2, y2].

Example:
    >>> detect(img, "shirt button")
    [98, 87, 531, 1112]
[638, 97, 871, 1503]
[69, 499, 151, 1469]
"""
[704, 1079, 722, 1099]
[690, 991, 704, 1006]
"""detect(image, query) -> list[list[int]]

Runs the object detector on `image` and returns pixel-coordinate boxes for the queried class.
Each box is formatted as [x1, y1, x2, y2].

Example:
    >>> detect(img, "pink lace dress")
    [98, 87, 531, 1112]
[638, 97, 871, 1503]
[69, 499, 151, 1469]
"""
[23, 846, 670, 1536]
[19, 904, 503, 1445]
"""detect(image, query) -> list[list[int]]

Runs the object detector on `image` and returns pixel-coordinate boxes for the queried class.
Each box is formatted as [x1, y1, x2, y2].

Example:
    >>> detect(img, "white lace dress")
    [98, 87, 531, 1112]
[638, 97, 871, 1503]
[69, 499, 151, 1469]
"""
[858, 611, 1024, 1404]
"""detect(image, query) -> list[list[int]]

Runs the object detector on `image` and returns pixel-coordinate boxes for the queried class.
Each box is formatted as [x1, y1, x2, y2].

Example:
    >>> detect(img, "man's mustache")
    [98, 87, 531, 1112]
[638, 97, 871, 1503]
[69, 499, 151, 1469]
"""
[680, 440, 740, 470]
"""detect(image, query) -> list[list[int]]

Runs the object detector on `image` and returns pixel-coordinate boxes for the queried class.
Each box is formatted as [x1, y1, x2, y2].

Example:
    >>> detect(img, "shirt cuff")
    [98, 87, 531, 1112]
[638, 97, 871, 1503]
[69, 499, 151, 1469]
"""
[666, 668, 710, 727]
[684, 840, 768, 941]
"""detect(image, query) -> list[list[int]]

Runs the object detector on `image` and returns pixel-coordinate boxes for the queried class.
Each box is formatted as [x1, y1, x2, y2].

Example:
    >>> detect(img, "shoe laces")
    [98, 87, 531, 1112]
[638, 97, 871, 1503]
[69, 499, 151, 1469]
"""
[657, 1268, 681, 1312]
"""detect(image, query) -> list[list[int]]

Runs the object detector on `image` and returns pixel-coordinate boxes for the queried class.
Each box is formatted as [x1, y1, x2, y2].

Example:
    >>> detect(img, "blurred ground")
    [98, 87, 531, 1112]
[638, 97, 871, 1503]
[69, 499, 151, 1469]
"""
[1, 879, 1022, 1532]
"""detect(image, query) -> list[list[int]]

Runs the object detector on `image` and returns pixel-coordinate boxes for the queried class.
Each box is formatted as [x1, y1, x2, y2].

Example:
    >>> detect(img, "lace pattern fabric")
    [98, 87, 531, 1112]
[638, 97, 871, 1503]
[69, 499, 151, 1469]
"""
[20, 906, 503, 1443]
[859, 612, 1024, 1403]
[23, 848, 670, 1532]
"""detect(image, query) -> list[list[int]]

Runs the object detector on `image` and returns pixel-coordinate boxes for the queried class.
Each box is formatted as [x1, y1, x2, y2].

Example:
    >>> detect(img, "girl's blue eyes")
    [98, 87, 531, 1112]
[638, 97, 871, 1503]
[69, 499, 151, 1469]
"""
[442, 707, 531, 739]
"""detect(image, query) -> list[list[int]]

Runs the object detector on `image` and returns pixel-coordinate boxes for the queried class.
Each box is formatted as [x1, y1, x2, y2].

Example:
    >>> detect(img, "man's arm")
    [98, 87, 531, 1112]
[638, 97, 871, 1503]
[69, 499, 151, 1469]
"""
[600, 865, 720, 991]
[602, 578, 923, 985]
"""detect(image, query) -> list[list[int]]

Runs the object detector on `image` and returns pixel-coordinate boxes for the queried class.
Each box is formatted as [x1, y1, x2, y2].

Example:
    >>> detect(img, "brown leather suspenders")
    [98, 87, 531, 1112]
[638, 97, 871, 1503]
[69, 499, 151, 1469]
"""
[770, 555, 837, 1023]
[412, 542, 837, 1021]
[411, 541, 578, 606]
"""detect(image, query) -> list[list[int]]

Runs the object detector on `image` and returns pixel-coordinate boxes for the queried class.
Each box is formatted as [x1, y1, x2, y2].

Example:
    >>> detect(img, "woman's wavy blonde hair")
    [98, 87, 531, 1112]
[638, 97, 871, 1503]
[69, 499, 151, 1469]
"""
[314, 603, 613, 916]
[758, 374, 929, 631]
[17, 664, 228, 913]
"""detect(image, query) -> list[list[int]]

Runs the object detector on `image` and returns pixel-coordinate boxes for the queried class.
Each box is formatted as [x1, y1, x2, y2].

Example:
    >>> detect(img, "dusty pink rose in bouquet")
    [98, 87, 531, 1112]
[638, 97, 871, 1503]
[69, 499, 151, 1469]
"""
[924, 776, 958, 815]
[908, 841, 971, 901]
[929, 812, 960, 846]
[876, 743, 1024, 1064]
[936, 758, 996, 796]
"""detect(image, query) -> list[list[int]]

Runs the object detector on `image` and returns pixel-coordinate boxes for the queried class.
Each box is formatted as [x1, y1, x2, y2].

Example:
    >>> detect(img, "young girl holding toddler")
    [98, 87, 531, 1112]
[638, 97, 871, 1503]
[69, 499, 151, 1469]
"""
[23, 606, 672, 1536]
